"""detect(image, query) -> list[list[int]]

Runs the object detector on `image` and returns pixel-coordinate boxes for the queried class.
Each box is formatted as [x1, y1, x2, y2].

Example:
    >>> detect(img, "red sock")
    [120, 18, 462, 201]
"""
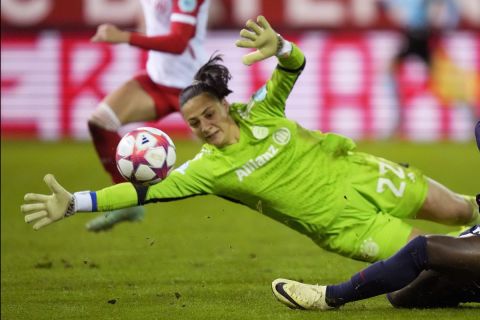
[88, 122, 125, 184]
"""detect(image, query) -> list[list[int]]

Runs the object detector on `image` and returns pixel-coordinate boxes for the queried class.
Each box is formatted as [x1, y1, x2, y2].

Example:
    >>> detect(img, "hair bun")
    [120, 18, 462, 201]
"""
[180, 53, 233, 107]
[194, 54, 232, 97]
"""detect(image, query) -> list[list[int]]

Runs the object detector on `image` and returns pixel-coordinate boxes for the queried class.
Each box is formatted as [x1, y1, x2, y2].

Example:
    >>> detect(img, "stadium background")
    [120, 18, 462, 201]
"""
[1, 1, 479, 319]
[2, 0, 479, 141]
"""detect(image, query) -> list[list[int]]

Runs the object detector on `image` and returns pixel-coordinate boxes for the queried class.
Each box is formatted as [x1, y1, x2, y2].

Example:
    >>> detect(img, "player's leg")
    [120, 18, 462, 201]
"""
[85, 205, 146, 232]
[272, 234, 429, 311]
[326, 232, 480, 307]
[424, 234, 480, 277]
[272, 228, 480, 310]
[388, 270, 480, 308]
[86, 74, 181, 232]
[387, 271, 480, 308]
[389, 270, 460, 308]
[416, 178, 479, 225]
[86, 78, 156, 231]
[388, 230, 480, 308]
[88, 77, 157, 184]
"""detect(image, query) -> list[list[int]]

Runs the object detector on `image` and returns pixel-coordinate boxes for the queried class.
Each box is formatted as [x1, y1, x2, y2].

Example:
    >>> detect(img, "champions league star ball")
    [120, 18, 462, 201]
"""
[116, 127, 176, 185]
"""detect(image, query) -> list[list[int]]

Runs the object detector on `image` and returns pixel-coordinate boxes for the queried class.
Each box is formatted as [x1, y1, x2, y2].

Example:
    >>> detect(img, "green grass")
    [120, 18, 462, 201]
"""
[1, 139, 479, 319]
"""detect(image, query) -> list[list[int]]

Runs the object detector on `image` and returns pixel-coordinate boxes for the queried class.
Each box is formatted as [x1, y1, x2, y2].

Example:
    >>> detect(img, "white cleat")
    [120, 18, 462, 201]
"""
[85, 206, 145, 232]
[271, 278, 333, 311]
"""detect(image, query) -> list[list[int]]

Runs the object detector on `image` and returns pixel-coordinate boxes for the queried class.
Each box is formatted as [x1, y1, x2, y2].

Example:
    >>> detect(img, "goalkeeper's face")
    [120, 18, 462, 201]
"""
[182, 93, 239, 147]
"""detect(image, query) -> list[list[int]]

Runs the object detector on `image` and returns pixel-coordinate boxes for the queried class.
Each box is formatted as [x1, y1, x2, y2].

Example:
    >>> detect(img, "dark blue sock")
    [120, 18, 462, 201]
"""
[326, 236, 429, 307]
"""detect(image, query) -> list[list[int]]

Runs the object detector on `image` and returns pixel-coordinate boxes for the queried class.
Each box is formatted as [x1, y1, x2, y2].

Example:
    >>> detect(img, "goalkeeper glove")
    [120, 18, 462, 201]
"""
[21, 174, 74, 230]
[235, 15, 290, 66]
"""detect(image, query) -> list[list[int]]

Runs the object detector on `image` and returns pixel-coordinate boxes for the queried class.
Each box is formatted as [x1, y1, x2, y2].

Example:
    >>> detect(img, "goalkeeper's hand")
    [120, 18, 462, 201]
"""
[235, 15, 280, 66]
[21, 174, 73, 230]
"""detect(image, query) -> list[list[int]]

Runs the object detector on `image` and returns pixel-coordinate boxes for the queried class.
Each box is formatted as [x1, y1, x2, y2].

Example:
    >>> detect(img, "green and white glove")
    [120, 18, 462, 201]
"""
[235, 15, 287, 66]
[21, 174, 74, 230]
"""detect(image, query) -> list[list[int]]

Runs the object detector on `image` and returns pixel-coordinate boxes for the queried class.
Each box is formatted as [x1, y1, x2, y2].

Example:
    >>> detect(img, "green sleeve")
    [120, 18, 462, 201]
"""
[94, 149, 215, 211]
[96, 183, 139, 211]
[254, 43, 306, 118]
[277, 43, 306, 70]
[144, 153, 214, 203]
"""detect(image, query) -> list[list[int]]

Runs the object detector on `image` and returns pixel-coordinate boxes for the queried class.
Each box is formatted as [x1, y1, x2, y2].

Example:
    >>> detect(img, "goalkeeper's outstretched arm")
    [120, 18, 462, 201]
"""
[235, 15, 305, 115]
[21, 167, 208, 230]
[21, 174, 140, 230]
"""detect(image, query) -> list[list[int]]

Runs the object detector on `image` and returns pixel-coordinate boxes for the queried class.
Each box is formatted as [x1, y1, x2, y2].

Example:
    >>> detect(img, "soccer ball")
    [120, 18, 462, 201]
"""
[116, 127, 176, 185]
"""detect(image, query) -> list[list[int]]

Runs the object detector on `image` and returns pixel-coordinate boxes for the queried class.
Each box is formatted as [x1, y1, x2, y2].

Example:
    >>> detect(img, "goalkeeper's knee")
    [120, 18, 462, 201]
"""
[461, 195, 480, 225]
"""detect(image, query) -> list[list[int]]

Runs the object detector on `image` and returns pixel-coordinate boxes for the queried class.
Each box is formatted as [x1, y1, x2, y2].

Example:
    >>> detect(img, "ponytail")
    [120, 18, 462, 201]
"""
[180, 53, 233, 107]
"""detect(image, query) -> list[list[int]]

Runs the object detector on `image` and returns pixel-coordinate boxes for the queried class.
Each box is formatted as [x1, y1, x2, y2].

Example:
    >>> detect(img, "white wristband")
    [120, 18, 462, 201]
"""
[276, 36, 292, 57]
[73, 191, 94, 212]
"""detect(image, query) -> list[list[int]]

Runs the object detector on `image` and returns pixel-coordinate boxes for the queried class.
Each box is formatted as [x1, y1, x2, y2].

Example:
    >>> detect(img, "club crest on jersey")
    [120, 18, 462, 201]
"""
[178, 0, 197, 12]
[360, 238, 379, 260]
[273, 127, 291, 145]
[251, 126, 269, 140]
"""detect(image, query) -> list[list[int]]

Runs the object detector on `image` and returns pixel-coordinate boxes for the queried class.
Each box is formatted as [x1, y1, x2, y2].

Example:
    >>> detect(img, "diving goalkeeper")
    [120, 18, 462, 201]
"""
[21, 16, 479, 264]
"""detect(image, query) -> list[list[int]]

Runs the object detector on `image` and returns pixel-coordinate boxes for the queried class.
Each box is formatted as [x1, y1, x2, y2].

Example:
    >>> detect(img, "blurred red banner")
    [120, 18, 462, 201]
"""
[2, 0, 480, 31]
[2, 31, 479, 141]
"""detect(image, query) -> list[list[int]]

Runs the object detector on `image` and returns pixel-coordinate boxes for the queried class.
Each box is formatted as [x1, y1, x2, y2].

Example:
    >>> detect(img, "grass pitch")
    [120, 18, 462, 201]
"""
[1, 139, 479, 320]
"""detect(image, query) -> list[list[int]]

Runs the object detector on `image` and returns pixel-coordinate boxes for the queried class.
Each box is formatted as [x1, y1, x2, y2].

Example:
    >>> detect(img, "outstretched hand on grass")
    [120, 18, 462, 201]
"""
[21, 174, 73, 230]
[235, 15, 280, 66]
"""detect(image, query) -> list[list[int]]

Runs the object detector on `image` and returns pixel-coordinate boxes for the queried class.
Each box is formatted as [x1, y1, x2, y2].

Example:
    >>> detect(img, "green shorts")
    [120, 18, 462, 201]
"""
[315, 152, 429, 262]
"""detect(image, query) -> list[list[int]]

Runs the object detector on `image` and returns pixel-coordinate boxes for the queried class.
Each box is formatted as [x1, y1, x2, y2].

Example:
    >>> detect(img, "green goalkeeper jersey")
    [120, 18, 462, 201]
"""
[95, 44, 361, 240]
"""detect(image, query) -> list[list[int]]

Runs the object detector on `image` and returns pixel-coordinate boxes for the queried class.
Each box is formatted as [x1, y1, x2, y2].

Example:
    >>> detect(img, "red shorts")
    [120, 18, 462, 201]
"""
[133, 72, 182, 119]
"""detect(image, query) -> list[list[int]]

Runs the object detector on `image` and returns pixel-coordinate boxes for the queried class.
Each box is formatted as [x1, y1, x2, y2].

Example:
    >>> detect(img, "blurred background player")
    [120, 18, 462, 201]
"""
[272, 224, 480, 310]
[86, 0, 210, 232]
[379, 0, 460, 137]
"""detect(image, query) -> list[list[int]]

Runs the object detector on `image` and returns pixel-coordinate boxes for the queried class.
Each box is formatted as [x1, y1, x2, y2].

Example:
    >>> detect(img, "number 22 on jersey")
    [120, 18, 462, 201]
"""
[376, 161, 407, 198]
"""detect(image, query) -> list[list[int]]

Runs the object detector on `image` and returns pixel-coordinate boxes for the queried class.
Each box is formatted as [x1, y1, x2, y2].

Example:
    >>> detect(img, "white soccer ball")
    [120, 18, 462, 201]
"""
[115, 127, 176, 185]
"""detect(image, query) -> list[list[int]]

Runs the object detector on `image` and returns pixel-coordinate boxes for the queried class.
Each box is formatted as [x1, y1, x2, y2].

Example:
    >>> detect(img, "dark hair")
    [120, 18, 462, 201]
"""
[179, 53, 233, 107]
